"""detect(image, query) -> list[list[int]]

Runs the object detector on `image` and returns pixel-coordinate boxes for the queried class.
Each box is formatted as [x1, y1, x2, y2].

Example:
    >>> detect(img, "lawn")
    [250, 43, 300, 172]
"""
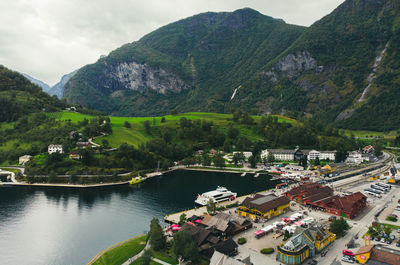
[151, 250, 178, 265]
[129, 257, 160, 265]
[92, 235, 147, 265]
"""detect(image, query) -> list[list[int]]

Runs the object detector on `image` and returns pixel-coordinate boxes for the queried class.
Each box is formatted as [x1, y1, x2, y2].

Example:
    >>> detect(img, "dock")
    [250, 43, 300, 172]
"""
[164, 189, 273, 224]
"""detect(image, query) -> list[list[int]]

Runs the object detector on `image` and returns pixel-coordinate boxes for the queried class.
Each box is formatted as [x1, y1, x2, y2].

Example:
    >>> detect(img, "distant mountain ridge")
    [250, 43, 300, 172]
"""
[22, 70, 77, 99]
[22, 73, 51, 93]
[63, 0, 400, 130]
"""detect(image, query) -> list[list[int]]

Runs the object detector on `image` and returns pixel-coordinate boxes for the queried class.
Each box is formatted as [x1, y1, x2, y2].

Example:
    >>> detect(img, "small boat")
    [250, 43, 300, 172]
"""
[195, 186, 237, 206]
[254, 173, 259, 178]
[129, 176, 144, 185]
[241, 172, 247, 177]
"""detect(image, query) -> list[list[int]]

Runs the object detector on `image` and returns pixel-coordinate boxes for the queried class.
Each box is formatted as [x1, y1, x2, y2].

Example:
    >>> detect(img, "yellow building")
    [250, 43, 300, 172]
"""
[277, 226, 336, 264]
[237, 194, 290, 221]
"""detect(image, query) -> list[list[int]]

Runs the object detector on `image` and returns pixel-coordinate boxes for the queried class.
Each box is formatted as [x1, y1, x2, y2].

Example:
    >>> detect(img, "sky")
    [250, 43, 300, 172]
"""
[0, 0, 345, 85]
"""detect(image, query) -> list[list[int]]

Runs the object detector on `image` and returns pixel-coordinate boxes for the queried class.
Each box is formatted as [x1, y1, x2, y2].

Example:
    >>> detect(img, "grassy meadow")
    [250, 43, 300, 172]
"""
[47, 111, 295, 148]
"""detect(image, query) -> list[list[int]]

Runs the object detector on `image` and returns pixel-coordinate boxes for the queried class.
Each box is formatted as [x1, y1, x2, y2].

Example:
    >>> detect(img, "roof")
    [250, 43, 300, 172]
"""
[48, 144, 62, 148]
[202, 212, 248, 232]
[368, 245, 400, 265]
[356, 245, 374, 255]
[241, 195, 289, 213]
[213, 238, 238, 255]
[303, 226, 328, 242]
[181, 223, 212, 246]
[209, 251, 244, 265]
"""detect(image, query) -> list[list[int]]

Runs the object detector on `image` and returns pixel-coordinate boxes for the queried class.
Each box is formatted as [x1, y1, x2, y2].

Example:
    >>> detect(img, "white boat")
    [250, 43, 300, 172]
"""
[195, 186, 237, 206]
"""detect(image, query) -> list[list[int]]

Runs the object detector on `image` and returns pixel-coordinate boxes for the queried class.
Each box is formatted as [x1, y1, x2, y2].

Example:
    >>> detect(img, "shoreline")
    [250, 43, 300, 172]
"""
[0, 181, 130, 188]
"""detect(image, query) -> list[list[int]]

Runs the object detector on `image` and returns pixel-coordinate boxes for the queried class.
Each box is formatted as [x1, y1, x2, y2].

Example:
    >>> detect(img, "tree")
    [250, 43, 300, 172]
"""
[201, 153, 211, 166]
[314, 157, 320, 166]
[48, 171, 57, 183]
[206, 198, 216, 214]
[143, 120, 151, 134]
[141, 249, 152, 265]
[149, 218, 166, 251]
[172, 230, 199, 262]
[213, 153, 225, 168]
[161, 117, 166, 123]
[329, 217, 350, 237]
[124, 121, 131, 128]
[233, 152, 245, 165]
[249, 155, 257, 168]
[102, 139, 109, 148]
[383, 226, 392, 236]
[267, 153, 275, 163]
[374, 142, 383, 157]
[179, 213, 187, 225]
[228, 126, 239, 139]
[223, 140, 232, 153]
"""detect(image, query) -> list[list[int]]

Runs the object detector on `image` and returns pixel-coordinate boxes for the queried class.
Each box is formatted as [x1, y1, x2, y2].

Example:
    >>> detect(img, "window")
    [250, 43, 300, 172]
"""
[288, 256, 293, 264]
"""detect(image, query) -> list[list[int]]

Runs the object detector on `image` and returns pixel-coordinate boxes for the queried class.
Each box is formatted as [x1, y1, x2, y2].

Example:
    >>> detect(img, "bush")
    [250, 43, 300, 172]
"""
[237, 238, 247, 245]
[260, 248, 274, 254]
[386, 216, 398, 222]
[226, 202, 239, 208]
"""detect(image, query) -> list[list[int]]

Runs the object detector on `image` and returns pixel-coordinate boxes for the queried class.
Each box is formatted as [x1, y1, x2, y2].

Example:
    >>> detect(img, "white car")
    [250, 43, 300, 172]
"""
[341, 257, 354, 263]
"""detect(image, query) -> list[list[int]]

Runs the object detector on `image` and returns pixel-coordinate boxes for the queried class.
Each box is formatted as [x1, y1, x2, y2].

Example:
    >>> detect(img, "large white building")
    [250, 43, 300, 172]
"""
[48, 144, 63, 154]
[261, 147, 336, 162]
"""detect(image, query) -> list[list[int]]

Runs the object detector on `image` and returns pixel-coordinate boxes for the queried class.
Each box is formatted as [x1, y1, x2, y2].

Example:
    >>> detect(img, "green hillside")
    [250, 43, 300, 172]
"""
[63, 8, 305, 116]
[63, 1, 400, 131]
[49, 111, 295, 148]
[0, 65, 72, 164]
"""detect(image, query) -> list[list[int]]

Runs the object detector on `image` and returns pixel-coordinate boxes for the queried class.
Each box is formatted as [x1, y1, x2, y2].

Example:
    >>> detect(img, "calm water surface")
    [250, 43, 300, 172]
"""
[0, 170, 278, 265]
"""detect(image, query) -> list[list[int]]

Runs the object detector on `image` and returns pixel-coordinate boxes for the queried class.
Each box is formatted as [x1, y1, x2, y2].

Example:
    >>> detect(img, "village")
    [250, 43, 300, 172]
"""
[161, 146, 400, 265]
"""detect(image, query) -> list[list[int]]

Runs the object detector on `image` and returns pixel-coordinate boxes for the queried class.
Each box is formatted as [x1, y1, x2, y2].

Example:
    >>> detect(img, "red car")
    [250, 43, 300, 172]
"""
[342, 249, 354, 256]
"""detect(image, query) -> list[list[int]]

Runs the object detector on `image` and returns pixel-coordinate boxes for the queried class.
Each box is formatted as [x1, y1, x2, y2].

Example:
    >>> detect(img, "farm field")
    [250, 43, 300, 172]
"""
[47, 111, 295, 148]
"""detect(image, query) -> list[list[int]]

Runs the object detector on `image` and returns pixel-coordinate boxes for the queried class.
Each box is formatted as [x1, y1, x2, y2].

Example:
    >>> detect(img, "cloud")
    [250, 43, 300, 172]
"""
[0, 0, 345, 85]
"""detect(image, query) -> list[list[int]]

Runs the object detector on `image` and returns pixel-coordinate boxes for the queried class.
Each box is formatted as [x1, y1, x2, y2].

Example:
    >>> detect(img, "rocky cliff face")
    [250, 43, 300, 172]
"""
[109, 62, 189, 95]
[262, 51, 320, 81]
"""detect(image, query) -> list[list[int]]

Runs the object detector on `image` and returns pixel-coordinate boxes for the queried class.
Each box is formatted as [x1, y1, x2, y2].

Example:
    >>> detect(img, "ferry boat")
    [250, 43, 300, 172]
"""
[195, 186, 237, 206]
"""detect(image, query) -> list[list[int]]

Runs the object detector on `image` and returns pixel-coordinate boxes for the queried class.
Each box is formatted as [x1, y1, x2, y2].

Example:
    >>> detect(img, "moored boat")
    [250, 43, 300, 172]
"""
[195, 186, 237, 205]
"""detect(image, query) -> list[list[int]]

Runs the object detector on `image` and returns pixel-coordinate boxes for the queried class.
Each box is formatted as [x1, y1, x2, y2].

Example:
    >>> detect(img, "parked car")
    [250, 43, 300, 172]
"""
[341, 256, 354, 263]
[390, 235, 396, 240]
[308, 259, 317, 265]
[342, 249, 354, 256]
[396, 241, 400, 247]
[397, 229, 400, 233]
[381, 238, 386, 243]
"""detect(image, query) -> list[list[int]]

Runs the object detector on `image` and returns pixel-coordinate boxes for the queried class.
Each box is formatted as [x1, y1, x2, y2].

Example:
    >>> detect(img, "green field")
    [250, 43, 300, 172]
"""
[92, 235, 147, 265]
[341, 129, 397, 139]
[47, 111, 295, 148]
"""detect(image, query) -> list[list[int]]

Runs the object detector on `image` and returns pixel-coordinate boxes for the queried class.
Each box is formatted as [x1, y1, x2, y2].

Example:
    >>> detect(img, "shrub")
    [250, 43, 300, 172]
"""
[237, 238, 247, 245]
[386, 216, 397, 222]
[260, 248, 274, 254]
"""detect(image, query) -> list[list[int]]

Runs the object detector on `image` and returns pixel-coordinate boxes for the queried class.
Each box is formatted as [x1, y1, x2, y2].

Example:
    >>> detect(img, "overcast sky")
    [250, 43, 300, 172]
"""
[0, 0, 345, 85]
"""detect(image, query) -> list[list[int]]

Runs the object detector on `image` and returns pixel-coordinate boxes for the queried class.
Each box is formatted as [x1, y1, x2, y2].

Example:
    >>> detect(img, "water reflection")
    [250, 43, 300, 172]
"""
[0, 170, 279, 265]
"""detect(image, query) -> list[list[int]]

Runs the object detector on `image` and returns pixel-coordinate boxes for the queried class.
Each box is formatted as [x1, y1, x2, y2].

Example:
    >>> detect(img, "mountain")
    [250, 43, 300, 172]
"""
[63, 8, 305, 115]
[22, 73, 51, 93]
[0, 65, 64, 122]
[64, 1, 400, 131]
[48, 70, 77, 98]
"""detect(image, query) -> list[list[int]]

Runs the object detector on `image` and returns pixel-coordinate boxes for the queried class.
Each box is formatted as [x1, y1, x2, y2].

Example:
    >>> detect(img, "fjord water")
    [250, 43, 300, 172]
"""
[0, 170, 278, 265]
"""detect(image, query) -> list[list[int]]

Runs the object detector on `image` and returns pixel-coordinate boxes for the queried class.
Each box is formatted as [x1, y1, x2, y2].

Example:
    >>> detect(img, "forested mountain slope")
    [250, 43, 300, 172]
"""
[64, 0, 400, 131]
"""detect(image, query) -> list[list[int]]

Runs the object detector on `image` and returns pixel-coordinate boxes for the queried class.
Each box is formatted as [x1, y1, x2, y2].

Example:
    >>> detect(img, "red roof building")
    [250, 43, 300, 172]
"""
[285, 183, 366, 219]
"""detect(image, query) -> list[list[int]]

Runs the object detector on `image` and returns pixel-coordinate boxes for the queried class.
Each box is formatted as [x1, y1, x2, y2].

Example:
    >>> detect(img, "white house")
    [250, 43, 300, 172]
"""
[48, 144, 63, 154]
[345, 151, 365, 165]
[232, 151, 253, 161]
[19, 155, 32, 165]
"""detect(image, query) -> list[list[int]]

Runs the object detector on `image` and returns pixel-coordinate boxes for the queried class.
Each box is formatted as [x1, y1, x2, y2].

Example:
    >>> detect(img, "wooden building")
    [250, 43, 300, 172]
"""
[237, 194, 290, 221]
